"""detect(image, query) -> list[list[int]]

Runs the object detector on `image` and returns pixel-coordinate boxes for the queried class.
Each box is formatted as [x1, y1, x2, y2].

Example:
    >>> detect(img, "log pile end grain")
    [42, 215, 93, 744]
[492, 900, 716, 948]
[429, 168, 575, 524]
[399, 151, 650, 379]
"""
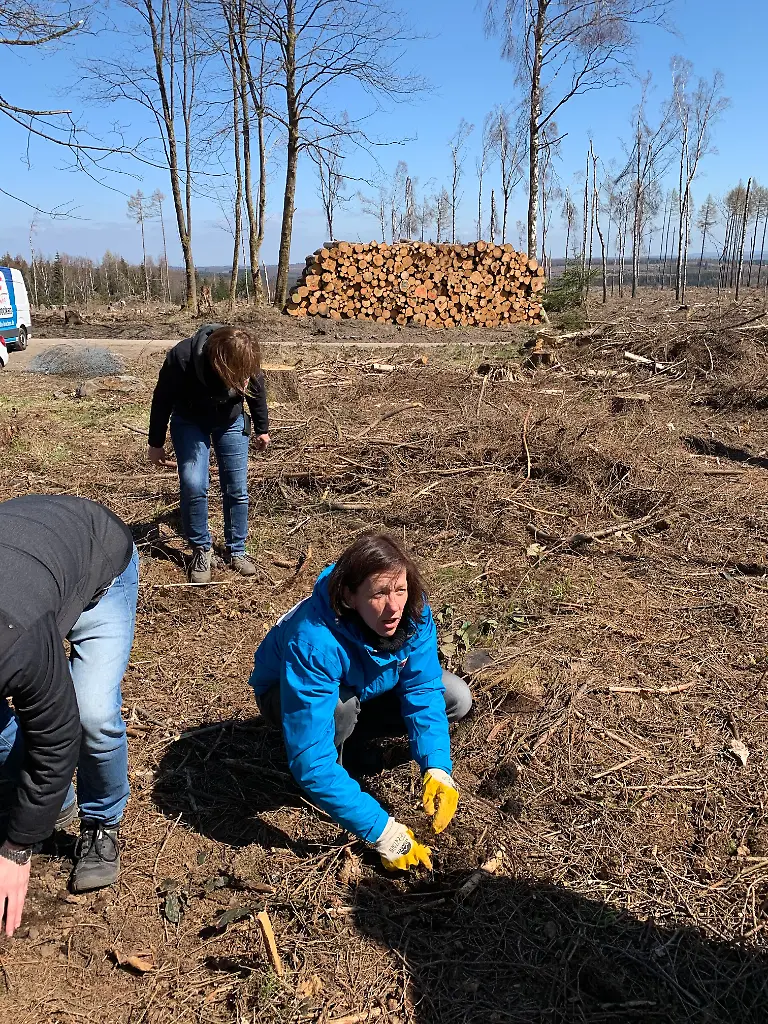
[285, 240, 545, 328]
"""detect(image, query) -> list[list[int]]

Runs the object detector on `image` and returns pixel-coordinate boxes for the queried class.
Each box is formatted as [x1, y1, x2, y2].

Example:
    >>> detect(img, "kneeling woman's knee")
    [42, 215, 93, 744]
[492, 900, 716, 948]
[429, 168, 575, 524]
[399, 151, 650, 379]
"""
[442, 670, 473, 722]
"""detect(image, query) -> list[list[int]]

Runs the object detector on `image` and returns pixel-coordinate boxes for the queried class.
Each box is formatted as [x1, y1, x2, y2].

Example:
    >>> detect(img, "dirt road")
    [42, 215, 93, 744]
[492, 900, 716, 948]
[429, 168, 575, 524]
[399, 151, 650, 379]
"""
[6, 334, 483, 372]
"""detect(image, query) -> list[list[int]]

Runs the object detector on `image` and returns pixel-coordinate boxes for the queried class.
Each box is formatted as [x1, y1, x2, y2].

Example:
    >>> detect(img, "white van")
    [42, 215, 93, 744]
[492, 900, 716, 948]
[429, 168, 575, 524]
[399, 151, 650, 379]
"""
[0, 267, 32, 352]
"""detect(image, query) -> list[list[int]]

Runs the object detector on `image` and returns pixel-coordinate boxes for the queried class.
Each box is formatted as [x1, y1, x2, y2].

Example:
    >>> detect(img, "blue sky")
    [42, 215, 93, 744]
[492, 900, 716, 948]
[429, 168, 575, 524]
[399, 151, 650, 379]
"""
[1, 0, 764, 267]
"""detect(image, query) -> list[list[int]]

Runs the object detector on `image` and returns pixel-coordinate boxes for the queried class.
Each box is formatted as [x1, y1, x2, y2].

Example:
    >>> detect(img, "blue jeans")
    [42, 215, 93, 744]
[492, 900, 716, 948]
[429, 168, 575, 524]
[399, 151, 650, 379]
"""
[0, 546, 139, 827]
[170, 413, 250, 555]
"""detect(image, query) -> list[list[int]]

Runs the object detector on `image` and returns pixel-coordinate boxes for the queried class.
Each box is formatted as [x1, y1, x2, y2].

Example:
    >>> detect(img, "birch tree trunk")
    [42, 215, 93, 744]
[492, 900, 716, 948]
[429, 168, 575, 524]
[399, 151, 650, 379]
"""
[526, 1, 546, 260]
[735, 177, 752, 301]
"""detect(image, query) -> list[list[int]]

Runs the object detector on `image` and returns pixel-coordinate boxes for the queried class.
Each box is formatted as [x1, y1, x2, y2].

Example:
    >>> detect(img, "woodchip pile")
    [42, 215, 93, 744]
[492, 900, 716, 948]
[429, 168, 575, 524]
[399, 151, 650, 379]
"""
[285, 240, 546, 327]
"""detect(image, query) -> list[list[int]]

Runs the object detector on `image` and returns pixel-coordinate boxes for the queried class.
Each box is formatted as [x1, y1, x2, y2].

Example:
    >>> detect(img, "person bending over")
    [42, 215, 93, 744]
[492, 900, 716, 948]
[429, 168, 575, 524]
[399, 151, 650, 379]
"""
[0, 495, 139, 936]
[147, 324, 270, 584]
[249, 533, 472, 871]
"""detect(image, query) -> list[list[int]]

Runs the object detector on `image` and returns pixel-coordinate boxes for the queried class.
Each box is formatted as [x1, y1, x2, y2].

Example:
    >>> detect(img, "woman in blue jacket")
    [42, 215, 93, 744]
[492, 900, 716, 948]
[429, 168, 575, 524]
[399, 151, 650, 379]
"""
[249, 533, 472, 871]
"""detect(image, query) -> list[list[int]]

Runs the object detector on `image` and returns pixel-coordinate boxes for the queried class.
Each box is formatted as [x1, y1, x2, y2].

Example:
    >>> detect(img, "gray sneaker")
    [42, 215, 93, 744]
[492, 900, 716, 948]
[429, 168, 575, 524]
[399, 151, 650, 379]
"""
[71, 821, 120, 893]
[227, 552, 259, 577]
[189, 546, 212, 584]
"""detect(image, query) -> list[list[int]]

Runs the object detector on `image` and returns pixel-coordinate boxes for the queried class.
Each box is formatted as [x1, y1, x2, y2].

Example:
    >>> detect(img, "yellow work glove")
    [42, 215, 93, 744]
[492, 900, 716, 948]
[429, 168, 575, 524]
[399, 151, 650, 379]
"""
[422, 769, 459, 834]
[374, 818, 433, 872]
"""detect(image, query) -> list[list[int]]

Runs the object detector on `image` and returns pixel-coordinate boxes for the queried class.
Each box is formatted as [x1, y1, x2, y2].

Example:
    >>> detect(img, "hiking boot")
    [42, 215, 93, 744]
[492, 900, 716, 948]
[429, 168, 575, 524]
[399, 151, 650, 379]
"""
[226, 552, 259, 577]
[55, 798, 79, 831]
[71, 821, 120, 893]
[189, 546, 212, 584]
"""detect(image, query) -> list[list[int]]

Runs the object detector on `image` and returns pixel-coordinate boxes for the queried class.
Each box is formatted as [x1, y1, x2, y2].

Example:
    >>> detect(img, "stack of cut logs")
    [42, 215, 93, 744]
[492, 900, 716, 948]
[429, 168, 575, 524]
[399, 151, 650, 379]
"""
[285, 240, 545, 327]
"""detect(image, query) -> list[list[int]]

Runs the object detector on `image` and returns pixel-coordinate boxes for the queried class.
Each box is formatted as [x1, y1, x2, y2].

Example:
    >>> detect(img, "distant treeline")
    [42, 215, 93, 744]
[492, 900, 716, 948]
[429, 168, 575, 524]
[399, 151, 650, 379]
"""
[0, 250, 270, 308]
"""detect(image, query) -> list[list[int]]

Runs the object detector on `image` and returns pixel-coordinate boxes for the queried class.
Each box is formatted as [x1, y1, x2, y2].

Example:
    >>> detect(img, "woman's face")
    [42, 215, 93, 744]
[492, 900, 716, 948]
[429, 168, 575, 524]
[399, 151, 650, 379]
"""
[345, 567, 408, 637]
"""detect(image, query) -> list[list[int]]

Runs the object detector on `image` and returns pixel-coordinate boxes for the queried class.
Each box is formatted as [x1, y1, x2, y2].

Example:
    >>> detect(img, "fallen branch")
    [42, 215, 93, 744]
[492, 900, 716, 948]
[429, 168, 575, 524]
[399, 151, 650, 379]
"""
[589, 755, 644, 780]
[609, 682, 696, 695]
[358, 403, 424, 438]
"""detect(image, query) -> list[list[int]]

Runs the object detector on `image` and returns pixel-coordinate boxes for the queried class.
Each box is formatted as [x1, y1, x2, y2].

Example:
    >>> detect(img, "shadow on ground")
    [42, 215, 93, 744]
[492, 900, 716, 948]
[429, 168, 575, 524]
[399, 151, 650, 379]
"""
[352, 873, 768, 1024]
[152, 717, 312, 853]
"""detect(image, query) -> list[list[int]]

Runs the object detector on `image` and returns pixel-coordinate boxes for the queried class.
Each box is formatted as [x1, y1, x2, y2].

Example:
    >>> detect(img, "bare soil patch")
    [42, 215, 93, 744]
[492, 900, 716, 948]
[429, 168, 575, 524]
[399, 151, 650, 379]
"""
[2, 295, 768, 1023]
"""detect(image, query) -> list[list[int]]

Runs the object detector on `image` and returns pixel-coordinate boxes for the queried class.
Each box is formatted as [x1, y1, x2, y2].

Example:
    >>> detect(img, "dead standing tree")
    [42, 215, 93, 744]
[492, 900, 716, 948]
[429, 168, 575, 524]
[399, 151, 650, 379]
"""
[253, 0, 424, 309]
[484, 0, 673, 260]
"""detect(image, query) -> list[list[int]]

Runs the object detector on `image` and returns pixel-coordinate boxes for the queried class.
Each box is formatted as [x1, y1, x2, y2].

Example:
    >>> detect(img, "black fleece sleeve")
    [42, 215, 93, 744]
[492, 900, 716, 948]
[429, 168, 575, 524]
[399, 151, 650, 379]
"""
[2, 617, 80, 846]
[245, 374, 269, 434]
[148, 352, 181, 448]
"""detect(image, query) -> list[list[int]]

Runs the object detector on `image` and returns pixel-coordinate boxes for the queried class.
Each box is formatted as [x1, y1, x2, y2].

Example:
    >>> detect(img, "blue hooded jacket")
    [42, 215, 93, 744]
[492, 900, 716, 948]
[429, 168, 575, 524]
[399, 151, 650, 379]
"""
[249, 566, 451, 843]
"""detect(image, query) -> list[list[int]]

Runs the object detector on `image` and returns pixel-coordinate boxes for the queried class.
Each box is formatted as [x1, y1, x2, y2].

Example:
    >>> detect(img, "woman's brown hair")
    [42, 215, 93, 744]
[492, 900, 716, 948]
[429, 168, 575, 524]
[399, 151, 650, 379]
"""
[327, 533, 427, 623]
[206, 326, 262, 394]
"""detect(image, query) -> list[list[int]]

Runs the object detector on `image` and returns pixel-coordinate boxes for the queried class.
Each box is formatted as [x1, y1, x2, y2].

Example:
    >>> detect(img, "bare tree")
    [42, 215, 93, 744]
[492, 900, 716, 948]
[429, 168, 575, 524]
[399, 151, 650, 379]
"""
[539, 121, 561, 268]
[87, 0, 209, 309]
[417, 193, 435, 242]
[746, 183, 767, 287]
[359, 177, 388, 242]
[671, 59, 729, 303]
[225, 0, 274, 304]
[309, 136, 347, 240]
[695, 195, 717, 286]
[389, 160, 409, 242]
[616, 78, 675, 298]
[448, 119, 474, 243]
[590, 141, 608, 303]
[435, 187, 451, 243]
[476, 115, 495, 240]
[484, 0, 672, 259]
[488, 105, 523, 244]
[127, 189, 153, 301]
[735, 177, 753, 301]
[561, 189, 577, 270]
[254, 0, 424, 308]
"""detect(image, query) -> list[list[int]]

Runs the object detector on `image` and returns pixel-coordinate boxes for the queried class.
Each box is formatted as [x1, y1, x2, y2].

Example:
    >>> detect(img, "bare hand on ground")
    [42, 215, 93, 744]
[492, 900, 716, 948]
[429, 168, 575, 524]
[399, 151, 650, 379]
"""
[147, 446, 177, 469]
[0, 852, 31, 937]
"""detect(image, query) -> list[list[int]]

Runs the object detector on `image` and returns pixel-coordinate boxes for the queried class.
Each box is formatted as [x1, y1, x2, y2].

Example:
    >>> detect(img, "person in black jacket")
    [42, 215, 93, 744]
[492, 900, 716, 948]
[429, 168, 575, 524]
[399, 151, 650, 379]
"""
[0, 495, 139, 935]
[147, 323, 270, 584]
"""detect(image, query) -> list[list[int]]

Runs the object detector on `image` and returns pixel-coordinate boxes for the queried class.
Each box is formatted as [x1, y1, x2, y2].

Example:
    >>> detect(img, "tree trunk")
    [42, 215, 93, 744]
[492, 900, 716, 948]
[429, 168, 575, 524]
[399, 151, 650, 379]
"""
[140, 215, 150, 301]
[182, 0, 196, 309]
[274, 0, 297, 309]
[747, 197, 761, 287]
[674, 127, 687, 302]
[631, 124, 642, 299]
[735, 177, 753, 301]
[526, 1, 545, 259]
[477, 167, 483, 241]
[697, 207, 709, 287]
[228, 32, 243, 311]
[146, 0, 195, 308]
[581, 152, 589, 299]
[757, 207, 768, 288]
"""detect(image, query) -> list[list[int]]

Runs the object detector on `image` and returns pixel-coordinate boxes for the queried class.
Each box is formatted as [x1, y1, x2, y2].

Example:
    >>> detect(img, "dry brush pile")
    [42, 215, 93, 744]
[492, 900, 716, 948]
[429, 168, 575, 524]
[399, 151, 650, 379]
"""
[1, 300, 768, 1023]
[285, 240, 546, 327]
